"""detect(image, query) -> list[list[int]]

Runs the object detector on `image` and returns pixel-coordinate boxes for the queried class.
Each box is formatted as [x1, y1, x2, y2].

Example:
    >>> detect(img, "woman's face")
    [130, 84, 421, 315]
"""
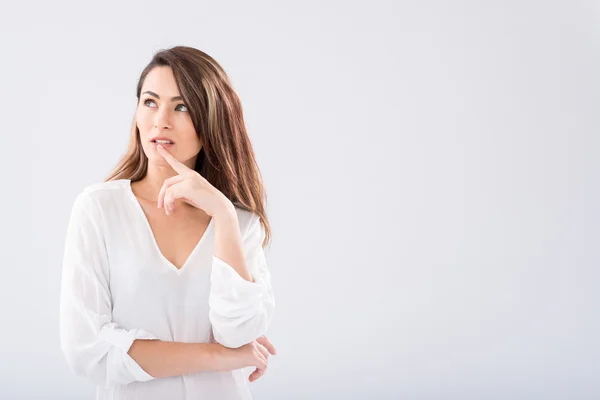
[136, 66, 201, 168]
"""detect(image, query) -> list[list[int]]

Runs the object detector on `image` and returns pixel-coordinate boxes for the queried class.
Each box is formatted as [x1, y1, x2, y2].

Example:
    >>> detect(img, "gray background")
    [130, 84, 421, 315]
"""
[1, 0, 598, 399]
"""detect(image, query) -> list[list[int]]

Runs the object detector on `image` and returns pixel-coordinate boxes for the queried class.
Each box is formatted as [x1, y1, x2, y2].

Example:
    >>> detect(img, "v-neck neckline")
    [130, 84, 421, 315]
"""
[125, 179, 213, 275]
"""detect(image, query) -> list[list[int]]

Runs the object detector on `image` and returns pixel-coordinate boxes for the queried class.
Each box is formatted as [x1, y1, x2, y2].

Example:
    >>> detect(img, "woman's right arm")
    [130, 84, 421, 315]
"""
[60, 192, 158, 387]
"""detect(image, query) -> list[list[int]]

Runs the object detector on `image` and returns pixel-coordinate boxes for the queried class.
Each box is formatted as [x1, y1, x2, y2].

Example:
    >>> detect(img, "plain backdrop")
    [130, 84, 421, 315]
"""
[1, 0, 598, 399]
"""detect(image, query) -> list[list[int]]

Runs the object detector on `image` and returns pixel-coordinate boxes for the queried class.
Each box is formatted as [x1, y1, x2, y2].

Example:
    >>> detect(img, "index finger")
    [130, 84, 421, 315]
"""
[255, 335, 277, 355]
[156, 144, 189, 175]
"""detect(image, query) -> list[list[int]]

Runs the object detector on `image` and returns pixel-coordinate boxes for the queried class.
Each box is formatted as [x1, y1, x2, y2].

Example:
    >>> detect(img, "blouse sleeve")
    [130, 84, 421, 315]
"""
[208, 214, 275, 348]
[59, 192, 159, 387]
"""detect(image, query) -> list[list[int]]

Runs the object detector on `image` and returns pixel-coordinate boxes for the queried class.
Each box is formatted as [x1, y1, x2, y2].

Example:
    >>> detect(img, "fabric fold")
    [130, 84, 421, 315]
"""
[208, 214, 275, 348]
[60, 192, 158, 387]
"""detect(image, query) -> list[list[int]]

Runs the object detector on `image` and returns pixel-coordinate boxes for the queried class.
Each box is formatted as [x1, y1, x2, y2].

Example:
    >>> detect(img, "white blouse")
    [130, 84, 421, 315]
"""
[59, 179, 275, 400]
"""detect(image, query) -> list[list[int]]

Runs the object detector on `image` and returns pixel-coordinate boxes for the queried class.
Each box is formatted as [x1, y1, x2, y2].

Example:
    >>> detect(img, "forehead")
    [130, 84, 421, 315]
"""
[141, 66, 180, 95]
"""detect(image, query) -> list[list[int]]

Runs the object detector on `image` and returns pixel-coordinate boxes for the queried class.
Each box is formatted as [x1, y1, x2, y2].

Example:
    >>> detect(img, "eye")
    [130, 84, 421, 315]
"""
[143, 98, 157, 108]
[143, 98, 187, 112]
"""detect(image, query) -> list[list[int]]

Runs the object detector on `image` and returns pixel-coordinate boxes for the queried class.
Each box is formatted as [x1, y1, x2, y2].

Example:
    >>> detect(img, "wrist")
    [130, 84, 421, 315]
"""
[214, 199, 237, 221]
[192, 343, 223, 372]
[211, 344, 231, 372]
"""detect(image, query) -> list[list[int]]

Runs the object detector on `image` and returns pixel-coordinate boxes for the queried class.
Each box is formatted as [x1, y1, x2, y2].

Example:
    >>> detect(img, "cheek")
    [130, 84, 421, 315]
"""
[136, 109, 152, 130]
[180, 119, 200, 145]
[183, 132, 201, 152]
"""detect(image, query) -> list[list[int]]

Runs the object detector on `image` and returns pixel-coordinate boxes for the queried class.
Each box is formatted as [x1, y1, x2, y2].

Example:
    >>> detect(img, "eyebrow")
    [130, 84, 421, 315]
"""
[142, 91, 183, 102]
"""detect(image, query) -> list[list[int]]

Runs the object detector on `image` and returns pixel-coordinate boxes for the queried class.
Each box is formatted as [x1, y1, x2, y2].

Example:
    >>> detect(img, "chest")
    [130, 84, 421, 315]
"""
[137, 202, 212, 270]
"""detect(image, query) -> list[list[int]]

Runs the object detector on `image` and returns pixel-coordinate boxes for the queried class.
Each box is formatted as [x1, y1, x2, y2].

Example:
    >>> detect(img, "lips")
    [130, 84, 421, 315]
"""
[151, 141, 174, 148]
[150, 136, 175, 144]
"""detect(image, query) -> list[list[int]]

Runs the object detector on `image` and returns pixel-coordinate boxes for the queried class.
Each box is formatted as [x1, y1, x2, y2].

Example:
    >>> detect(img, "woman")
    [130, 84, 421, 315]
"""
[59, 46, 277, 400]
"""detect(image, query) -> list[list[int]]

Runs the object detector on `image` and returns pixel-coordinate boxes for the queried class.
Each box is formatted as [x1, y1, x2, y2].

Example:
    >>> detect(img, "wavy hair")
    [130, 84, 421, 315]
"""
[104, 46, 271, 247]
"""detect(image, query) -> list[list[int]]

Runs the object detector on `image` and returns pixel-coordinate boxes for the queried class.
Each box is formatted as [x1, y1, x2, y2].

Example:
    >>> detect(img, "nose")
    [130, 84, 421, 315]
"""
[154, 107, 172, 130]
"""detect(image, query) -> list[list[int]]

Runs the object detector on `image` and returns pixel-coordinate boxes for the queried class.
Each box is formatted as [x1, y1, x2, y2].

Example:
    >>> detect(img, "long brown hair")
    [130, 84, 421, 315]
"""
[104, 46, 271, 247]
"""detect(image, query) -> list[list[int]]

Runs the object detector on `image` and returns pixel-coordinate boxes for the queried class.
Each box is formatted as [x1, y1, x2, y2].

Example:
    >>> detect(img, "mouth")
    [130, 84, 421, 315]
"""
[151, 138, 175, 147]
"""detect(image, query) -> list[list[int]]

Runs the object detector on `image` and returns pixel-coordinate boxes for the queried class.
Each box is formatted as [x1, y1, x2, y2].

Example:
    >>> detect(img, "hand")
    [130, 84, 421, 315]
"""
[155, 144, 232, 217]
[217, 335, 277, 382]
[248, 336, 277, 383]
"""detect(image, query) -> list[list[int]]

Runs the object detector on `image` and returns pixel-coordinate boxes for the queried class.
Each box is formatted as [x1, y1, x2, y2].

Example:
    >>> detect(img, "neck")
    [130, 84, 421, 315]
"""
[133, 157, 196, 206]
[139, 165, 178, 200]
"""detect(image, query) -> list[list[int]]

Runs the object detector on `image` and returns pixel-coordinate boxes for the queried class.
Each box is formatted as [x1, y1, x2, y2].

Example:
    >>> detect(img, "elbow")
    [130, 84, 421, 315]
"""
[61, 346, 87, 379]
[61, 345, 105, 385]
[60, 334, 94, 379]
[208, 286, 275, 348]
[60, 312, 157, 386]
[210, 309, 272, 349]
[61, 342, 148, 387]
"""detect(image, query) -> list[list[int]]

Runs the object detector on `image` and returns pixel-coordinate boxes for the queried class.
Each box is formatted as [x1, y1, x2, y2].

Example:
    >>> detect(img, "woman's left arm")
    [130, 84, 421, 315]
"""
[153, 144, 275, 349]
[209, 210, 275, 349]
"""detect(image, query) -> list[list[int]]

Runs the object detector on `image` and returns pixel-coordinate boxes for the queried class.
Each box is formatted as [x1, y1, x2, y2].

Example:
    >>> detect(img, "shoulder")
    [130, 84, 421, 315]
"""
[232, 206, 264, 240]
[72, 179, 131, 215]
[233, 206, 259, 226]
[80, 179, 130, 197]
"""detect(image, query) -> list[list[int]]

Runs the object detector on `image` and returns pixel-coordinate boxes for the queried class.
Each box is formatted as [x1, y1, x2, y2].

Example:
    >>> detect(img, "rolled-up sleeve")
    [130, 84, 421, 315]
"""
[208, 214, 275, 348]
[59, 192, 158, 387]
